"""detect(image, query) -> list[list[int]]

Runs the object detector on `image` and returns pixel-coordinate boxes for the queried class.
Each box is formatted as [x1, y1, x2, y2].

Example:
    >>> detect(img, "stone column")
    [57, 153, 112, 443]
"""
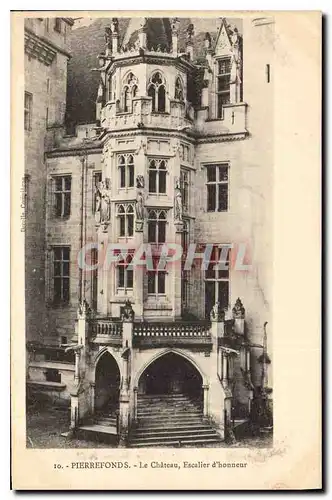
[173, 222, 183, 320]
[222, 351, 229, 385]
[133, 149, 146, 320]
[118, 391, 130, 447]
[133, 387, 138, 422]
[70, 396, 79, 432]
[202, 384, 209, 418]
[74, 351, 80, 383]
[90, 382, 95, 416]
[118, 301, 134, 447]
[210, 303, 225, 349]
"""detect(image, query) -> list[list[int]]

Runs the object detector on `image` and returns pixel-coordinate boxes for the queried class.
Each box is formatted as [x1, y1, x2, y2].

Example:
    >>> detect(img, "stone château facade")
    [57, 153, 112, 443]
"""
[26, 16, 273, 447]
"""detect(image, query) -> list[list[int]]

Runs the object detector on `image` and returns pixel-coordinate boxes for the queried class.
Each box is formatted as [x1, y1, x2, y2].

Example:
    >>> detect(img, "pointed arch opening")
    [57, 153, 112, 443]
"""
[148, 71, 167, 113]
[95, 351, 121, 413]
[137, 351, 203, 405]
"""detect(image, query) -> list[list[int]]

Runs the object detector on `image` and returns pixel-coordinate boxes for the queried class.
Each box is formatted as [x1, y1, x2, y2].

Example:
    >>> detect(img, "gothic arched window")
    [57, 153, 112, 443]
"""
[118, 154, 134, 188]
[147, 209, 167, 244]
[117, 203, 134, 237]
[147, 72, 166, 113]
[122, 72, 139, 113]
[175, 77, 184, 101]
[108, 76, 112, 101]
[148, 159, 167, 194]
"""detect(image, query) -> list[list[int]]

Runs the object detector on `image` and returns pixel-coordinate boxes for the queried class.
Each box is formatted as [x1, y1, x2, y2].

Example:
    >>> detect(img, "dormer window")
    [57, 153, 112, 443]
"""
[175, 77, 184, 101]
[148, 72, 166, 113]
[217, 57, 231, 118]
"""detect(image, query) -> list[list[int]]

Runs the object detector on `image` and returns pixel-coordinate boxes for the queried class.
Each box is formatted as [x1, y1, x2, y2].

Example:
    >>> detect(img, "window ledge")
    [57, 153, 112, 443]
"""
[27, 380, 66, 391]
[115, 290, 134, 297]
[47, 301, 72, 309]
[29, 361, 75, 372]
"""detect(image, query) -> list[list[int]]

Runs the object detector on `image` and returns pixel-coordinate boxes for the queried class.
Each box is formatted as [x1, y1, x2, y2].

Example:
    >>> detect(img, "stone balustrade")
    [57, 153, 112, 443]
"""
[90, 319, 123, 345]
[101, 97, 193, 132]
[133, 321, 212, 347]
[134, 321, 211, 337]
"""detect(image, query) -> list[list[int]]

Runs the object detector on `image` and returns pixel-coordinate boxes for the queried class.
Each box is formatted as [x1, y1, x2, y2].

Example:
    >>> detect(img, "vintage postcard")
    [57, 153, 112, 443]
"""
[11, 10, 321, 490]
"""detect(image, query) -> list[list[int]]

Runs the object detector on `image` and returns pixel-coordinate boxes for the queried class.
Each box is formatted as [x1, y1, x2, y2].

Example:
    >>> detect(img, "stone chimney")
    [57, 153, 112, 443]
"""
[138, 18, 147, 50]
[171, 18, 180, 54]
[186, 23, 194, 60]
[111, 18, 119, 54]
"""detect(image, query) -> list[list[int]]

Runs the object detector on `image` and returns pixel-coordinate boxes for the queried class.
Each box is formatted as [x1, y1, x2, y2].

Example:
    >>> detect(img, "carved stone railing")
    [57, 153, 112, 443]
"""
[90, 318, 123, 345]
[101, 97, 193, 132]
[195, 102, 248, 138]
[133, 321, 212, 348]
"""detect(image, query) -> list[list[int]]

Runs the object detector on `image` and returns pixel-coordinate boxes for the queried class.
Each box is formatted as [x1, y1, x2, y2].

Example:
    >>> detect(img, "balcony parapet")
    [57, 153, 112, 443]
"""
[195, 103, 248, 139]
[101, 97, 193, 133]
[90, 318, 123, 345]
[133, 321, 212, 348]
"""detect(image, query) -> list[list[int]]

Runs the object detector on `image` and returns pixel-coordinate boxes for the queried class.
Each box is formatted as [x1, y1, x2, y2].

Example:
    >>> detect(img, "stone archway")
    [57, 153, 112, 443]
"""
[137, 351, 203, 404]
[94, 351, 121, 413]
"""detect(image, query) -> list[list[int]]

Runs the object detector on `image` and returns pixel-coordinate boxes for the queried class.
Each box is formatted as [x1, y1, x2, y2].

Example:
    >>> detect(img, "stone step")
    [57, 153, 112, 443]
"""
[137, 411, 202, 419]
[138, 393, 192, 399]
[78, 424, 116, 435]
[136, 422, 211, 431]
[137, 403, 201, 410]
[130, 431, 220, 445]
[130, 438, 221, 448]
[137, 398, 194, 404]
[132, 428, 217, 438]
[95, 418, 117, 427]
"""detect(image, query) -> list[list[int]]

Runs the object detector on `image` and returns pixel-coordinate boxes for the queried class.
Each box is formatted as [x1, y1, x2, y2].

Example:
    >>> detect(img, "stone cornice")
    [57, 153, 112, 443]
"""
[24, 27, 71, 64]
[196, 132, 249, 144]
[106, 53, 195, 76]
[46, 129, 248, 157]
[102, 127, 248, 145]
[102, 127, 196, 145]
[46, 146, 102, 159]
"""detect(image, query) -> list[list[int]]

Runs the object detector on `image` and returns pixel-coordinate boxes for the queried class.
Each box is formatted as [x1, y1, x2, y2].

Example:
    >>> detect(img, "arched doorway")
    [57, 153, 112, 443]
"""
[94, 352, 120, 413]
[138, 352, 203, 404]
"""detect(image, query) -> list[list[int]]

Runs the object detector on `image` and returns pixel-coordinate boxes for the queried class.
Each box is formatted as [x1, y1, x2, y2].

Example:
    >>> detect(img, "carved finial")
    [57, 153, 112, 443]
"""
[204, 32, 211, 49]
[78, 299, 91, 320]
[139, 17, 148, 31]
[111, 18, 119, 34]
[121, 300, 135, 322]
[186, 23, 194, 41]
[258, 322, 271, 364]
[232, 298, 245, 319]
[210, 302, 225, 322]
[105, 27, 112, 52]
[171, 18, 180, 34]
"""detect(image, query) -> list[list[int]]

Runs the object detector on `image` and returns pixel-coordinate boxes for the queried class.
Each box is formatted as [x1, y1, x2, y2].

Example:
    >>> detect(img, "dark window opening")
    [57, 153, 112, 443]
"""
[54, 18, 62, 33]
[206, 164, 229, 212]
[45, 368, 61, 383]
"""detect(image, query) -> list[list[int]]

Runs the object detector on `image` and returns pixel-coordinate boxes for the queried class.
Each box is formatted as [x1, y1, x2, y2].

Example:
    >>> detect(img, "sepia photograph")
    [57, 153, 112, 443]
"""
[11, 9, 321, 490]
[24, 14, 274, 450]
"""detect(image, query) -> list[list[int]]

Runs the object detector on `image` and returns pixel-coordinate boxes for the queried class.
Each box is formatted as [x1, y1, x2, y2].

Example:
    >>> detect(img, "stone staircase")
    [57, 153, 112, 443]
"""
[76, 405, 118, 443]
[129, 393, 222, 448]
